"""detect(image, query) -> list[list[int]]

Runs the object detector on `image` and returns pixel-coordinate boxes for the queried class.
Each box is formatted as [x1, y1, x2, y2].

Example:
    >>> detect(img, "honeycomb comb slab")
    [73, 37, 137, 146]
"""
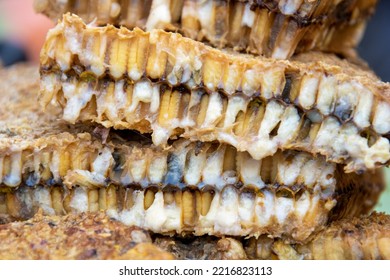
[40, 14, 390, 172]
[34, 0, 377, 59]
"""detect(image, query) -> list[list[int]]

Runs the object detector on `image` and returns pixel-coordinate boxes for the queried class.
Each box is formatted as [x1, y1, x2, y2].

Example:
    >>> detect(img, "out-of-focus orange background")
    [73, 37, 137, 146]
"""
[0, 0, 389, 213]
[0, 0, 53, 63]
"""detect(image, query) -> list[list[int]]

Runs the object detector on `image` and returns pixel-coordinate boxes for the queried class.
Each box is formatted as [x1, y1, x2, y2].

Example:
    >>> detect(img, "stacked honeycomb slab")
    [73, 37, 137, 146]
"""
[34, 0, 377, 59]
[4, 64, 385, 242]
[0, 0, 389, 259]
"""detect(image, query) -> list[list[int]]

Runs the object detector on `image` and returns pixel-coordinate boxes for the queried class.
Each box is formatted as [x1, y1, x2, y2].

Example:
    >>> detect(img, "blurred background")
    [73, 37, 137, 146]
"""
[0, 0, 389, 213]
